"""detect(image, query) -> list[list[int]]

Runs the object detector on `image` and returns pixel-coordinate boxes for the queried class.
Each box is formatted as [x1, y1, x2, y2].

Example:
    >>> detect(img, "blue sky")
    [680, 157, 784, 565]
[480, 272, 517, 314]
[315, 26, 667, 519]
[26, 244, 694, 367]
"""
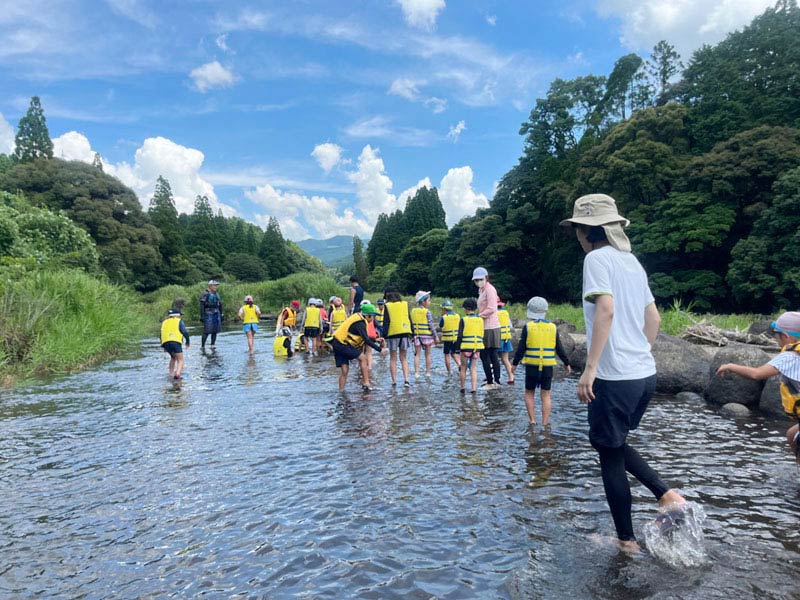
[0, 0, 773, 240]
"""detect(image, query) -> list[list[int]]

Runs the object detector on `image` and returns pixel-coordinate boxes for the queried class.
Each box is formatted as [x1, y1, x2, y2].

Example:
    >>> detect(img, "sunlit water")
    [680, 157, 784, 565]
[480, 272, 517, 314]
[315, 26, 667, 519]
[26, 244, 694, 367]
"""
[1, 329, 798, 599]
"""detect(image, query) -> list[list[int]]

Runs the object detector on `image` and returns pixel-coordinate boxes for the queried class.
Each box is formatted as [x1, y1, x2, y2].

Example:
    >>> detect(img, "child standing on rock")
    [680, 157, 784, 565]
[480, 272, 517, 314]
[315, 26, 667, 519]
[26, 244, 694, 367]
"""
[716, 311, 800, 463]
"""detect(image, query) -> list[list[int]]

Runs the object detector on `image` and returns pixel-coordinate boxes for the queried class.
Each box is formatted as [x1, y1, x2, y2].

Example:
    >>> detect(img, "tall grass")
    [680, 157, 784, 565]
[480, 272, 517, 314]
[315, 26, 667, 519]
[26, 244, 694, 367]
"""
[0, 269, 150, 381]
[143, 272, 346, 323]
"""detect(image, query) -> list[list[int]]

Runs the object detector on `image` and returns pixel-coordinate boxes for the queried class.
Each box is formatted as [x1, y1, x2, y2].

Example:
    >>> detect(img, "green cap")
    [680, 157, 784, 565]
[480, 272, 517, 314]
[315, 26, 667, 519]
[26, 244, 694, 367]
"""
[360, 303, 378, 315]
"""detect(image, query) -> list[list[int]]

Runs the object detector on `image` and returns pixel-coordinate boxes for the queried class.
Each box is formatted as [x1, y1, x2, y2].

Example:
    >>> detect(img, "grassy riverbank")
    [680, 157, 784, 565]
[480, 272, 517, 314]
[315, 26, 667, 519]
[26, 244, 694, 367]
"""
[0, 269, 150, 383]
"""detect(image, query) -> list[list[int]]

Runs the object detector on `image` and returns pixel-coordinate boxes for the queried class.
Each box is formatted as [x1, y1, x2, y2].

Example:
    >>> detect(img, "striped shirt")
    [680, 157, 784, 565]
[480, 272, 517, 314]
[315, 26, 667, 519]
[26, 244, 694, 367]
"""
[769, 351, 800, 391]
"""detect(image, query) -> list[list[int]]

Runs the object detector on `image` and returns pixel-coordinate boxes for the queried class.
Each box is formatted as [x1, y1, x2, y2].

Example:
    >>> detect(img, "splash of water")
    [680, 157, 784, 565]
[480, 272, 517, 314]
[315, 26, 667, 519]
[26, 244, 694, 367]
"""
[643, 501, 707, 568]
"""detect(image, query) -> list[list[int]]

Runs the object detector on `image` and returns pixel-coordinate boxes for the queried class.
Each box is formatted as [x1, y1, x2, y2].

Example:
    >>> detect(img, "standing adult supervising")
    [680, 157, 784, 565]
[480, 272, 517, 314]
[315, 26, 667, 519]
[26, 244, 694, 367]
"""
[560, 193, 687, 554]
[473, 267, 503, 389]
[200, 279, 223, 351]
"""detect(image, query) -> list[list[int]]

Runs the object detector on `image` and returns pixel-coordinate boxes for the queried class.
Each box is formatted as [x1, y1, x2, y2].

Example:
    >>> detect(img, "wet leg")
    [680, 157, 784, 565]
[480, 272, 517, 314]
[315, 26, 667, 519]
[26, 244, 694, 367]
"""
[541, 389, 552, 425]
[524, 389, 537, 424]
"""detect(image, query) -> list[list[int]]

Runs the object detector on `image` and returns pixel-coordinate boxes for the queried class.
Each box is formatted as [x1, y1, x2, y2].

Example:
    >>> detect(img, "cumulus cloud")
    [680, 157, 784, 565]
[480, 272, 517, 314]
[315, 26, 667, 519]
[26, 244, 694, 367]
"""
[0, 113, 16, 155]
[190, 60, 236, 92]
[347, 145, 399, 221]
[397, 0, 446, 31]
[51, 131, 234, 216]
[438, 166, 489, 226]
[596, 0, 775, 54]
[247, 183, 373, 241]
[447, 120, 466, 143]
[311, 142, 344, 173]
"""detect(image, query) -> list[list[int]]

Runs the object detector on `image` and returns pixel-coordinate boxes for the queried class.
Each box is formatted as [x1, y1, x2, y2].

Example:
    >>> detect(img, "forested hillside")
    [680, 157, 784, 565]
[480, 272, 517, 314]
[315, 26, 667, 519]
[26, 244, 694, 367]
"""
[366, 0, 800, 312]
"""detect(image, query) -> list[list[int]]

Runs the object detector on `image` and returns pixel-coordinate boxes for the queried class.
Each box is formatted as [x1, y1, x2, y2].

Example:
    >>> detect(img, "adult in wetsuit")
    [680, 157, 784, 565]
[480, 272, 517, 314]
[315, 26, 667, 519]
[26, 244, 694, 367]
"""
[200, 279, 223, 350]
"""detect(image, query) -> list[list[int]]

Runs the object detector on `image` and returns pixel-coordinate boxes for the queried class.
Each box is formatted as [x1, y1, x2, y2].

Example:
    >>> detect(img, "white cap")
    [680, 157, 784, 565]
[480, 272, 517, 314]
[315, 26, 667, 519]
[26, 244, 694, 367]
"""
[414, 290, 431, 303]
[527, 296, 548, 320]
[472, 267, 488, 280]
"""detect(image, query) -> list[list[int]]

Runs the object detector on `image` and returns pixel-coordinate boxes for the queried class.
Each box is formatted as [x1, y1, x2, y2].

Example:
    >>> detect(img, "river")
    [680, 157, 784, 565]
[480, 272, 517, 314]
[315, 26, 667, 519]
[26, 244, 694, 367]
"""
[1, 328, 798, 599]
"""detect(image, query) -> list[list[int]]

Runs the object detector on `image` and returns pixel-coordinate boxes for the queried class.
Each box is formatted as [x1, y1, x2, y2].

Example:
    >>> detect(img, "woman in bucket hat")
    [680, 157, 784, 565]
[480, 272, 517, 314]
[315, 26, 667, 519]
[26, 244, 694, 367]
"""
[472, 266, 503, 389]
[561, 193, 687, 554]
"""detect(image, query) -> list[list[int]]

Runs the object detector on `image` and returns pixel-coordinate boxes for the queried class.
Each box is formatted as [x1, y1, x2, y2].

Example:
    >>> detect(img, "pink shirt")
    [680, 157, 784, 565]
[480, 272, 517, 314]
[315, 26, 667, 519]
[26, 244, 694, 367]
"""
[477, 281, 500, 330]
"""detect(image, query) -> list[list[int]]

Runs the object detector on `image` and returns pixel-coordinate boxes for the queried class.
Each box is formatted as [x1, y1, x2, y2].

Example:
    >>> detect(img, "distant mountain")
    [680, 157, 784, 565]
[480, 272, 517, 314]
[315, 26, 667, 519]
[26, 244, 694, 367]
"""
[297, 235, 369, 268]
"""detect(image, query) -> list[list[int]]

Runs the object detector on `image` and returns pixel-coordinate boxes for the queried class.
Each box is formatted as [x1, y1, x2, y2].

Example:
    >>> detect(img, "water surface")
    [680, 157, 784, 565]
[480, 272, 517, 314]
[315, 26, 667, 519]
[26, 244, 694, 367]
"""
[1, 329, 798, 598]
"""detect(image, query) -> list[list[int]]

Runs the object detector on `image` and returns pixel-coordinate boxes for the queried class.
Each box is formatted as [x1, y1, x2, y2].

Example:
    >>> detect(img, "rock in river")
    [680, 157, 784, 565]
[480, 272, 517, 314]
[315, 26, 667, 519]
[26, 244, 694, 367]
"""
[706, 345, 771, 407]
[652, 333, 711, 394]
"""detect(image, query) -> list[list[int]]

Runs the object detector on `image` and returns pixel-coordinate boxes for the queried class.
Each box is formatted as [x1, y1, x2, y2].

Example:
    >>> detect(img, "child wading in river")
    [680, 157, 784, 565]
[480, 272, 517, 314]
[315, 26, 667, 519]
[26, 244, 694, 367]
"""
[439, 300, 462, 375]
[457, 298, 484, 394]
[237, 295, 261, 354]
[511, 296, 571, 426]
[716, 311, 800, 463]
[412, 290, 438, 378]
[160, 307, 190, 379]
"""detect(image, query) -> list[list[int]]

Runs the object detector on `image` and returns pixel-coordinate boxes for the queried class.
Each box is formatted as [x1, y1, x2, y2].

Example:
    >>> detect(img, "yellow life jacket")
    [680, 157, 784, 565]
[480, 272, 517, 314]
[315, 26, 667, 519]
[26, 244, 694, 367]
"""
[242, 304, 259, 324]
[375, 307, 385, 329]
[461, 315, 484, 351]
[333, 313, 367, 349]
[160, 316, 183, 344]
[385, 301, 411, 336]
[282, 307, 296, 327]
[779, 342, 800, 418]
[411, 307, 432, 336]
[498, 308, 512, 341]
[294, 335, 307, 351]
[521, 320, 557, 370]
[331, 305, 347, 330]
[273, 335, 289, 357]
[305, 306, 321, 328]
[441, 312, 461, 342]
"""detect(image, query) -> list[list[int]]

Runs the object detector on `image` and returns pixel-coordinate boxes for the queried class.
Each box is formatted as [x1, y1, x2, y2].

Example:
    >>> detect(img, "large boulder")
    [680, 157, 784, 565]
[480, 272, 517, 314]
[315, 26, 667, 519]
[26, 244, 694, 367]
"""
[705, 345, 771, 407]
[557, 327, 576, 360]
[720, 403, 751, 417]
[747, 319, 773, 336]
[759, 377, 787, 418]
[568, 333, 587, 371]
[652, 333, 711, 394]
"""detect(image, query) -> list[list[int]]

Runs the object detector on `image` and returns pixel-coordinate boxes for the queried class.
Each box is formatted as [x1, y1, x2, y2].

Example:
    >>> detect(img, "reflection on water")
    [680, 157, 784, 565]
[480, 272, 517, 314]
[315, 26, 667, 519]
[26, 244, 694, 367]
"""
[0, 329, 798, 599]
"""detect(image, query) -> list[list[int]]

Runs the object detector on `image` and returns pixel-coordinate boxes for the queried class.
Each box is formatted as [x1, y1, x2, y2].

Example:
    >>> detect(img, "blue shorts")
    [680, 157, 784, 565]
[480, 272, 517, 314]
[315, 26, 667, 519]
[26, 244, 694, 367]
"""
[499, 339, 513, 353]
[243, 323, 259, 333]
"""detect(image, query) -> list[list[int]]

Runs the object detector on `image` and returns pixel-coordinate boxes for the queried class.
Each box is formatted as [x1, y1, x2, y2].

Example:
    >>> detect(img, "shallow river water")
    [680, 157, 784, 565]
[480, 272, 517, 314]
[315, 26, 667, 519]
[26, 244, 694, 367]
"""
[1, 329, 798, 599]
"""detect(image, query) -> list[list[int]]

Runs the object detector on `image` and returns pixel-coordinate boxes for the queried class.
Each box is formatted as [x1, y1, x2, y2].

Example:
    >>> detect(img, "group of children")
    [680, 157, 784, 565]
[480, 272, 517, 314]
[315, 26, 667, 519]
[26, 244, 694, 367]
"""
[159, 290, 800, 460]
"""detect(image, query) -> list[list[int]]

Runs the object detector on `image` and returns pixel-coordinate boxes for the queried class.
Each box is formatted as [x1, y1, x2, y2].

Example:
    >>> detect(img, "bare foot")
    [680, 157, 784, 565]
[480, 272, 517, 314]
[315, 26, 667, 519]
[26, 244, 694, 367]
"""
[658, 489, 687, 510]
[616, 539, 642, 555]
[588, 533, 641, 555]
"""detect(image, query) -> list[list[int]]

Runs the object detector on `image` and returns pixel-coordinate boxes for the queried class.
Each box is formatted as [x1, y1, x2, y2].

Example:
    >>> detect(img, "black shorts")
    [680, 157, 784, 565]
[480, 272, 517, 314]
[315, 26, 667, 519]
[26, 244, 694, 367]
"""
[332, 339, 362, 367]
[442, 341, 460, 355]
[525, 365, 553, 390]
[588, 375, 657, 449]
[304, 327, 320, 339]
[162, 341, 182, 355]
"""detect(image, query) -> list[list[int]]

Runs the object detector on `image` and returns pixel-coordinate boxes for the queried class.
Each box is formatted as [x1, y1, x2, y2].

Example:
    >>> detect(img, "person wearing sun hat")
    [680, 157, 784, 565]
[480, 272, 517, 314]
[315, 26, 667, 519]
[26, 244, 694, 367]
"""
[717, 310, 800, 463]
[411, 290, 438, 378]
[237, 294, 261, 355]
[331, 303, 386, 392]
[561, 193, 687, 554]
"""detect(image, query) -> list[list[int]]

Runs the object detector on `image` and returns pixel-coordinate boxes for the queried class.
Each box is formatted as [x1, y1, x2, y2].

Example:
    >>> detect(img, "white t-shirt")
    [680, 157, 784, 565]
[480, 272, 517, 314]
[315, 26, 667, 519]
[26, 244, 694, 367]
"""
[582, 245, 657, 381]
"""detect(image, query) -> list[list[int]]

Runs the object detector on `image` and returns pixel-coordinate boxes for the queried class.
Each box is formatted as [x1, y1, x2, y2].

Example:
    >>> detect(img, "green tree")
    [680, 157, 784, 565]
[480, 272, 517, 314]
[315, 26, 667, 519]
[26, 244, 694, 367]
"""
[648, 40, 683, 99]
[92, 153, 104, 171]
[403, 186, 447, 239]
[396, 228, 448, 293]
[148, 176, 185, 259]
[185, 195, 223, 262]
[352, 235, 369, 287]
[13, 96, 53, 163]
[602, 53, 644, 120]
[259, 217, 290, 278]
[223, 252, 267, 282]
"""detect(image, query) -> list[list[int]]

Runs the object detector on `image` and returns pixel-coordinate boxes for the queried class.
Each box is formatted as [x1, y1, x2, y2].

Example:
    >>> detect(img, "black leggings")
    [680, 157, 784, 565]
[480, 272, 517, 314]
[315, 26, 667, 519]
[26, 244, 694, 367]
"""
[593, 442, 669, 541]
[480, 347, 502, 384]
[201, 332, 217, 347]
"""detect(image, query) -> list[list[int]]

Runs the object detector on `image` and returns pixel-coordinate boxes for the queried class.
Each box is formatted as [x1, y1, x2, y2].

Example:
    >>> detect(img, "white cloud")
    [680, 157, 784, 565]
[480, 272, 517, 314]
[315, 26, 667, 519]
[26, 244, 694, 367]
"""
[51, 131, 235, 216]
[189, 61, 236, 92]
[215, 33, 231, 52]
[311, 142, 344, 174]
[105, 0, 158, 29]
[486, 14, 497, 26]
[596, 0, 775, 54]
[397, 177, 433, 207]
[424, 97, 448, 113]
[397, 0, 446, 31]
[438, 166, 489, 226]
[388, 77, 421, 100]
[344, 115, 437, 147]
[447, 120, 466, 143]
[347, 145, 399, 221]
[0, 113, 15, 154]
[247, 183, 373, 241]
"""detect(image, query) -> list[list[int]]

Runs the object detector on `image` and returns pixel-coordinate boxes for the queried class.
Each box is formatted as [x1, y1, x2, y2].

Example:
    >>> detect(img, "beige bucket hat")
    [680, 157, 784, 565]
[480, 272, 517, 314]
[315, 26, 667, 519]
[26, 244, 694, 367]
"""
[560, 193, 632, 252]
